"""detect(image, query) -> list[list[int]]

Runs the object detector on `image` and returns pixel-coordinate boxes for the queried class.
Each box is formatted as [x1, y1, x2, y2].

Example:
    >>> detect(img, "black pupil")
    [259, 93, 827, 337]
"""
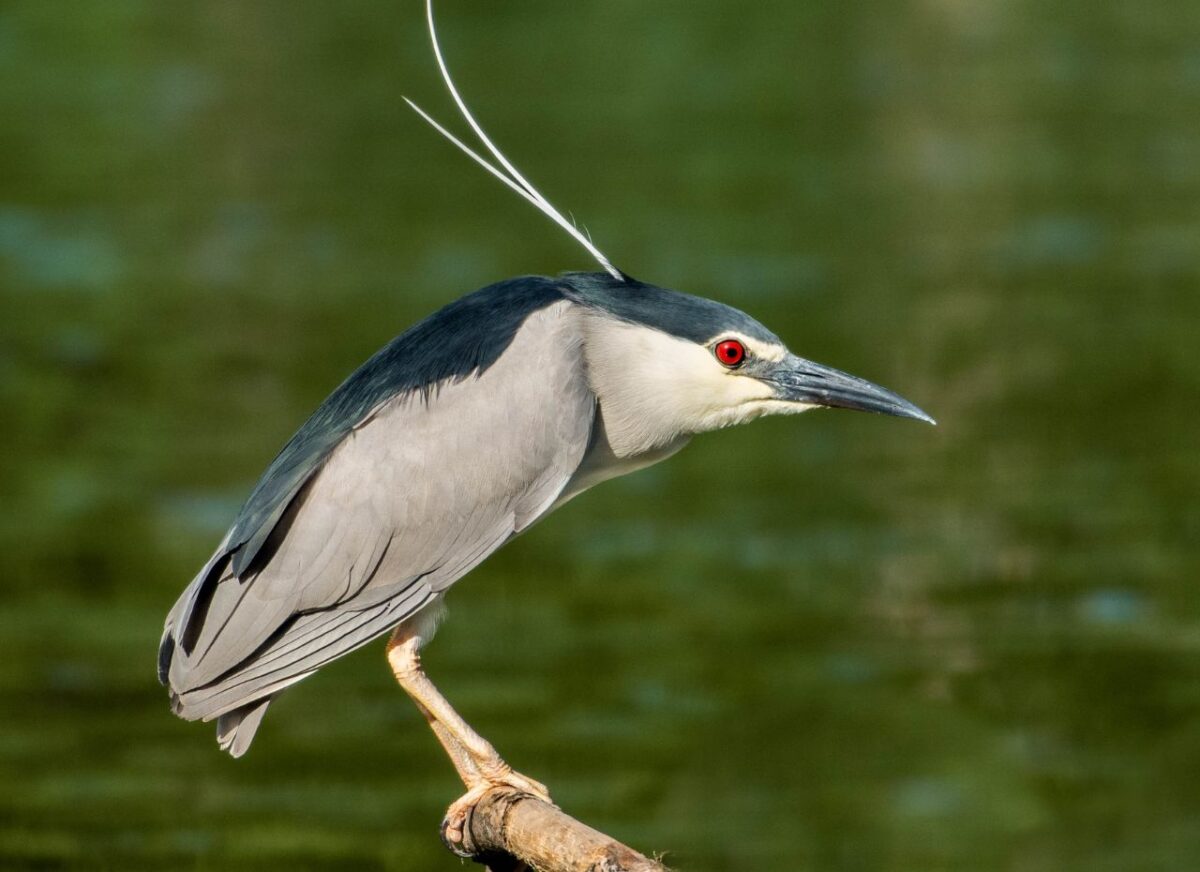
[721, 343, 740, 363]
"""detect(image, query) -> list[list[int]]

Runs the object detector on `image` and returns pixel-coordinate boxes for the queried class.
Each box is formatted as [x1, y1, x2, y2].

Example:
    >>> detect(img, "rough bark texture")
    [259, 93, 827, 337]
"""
[445, 788, 668, 872]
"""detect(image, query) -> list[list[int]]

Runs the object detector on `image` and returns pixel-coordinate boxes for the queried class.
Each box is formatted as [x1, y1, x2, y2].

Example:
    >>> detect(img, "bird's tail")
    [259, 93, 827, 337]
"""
[215, 698, 272, 758]
[159, 616, 275, 758]
[158, 546, 275, 758]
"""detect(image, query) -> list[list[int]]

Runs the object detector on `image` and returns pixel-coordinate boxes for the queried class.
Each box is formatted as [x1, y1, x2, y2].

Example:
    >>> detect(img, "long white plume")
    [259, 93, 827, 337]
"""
[406, 0, 623, 280]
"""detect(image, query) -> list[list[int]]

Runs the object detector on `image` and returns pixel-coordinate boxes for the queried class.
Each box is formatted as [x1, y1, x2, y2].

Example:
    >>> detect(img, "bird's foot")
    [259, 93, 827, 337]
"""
[479, 761, 551, 804]
[441, 766, 553, 857]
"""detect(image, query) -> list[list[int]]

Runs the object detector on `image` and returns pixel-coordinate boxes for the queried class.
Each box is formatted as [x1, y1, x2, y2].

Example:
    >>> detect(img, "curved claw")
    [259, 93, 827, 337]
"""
[440, 774, 555, 858]
[441, 784, 490, 857]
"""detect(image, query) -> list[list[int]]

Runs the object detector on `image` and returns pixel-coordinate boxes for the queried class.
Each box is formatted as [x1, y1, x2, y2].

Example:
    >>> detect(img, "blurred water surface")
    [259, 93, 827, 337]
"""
[1, 2, 1198, 869]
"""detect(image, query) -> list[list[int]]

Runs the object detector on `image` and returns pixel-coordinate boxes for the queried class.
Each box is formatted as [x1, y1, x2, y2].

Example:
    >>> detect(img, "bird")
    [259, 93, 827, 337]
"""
[158, 0, 933, 841]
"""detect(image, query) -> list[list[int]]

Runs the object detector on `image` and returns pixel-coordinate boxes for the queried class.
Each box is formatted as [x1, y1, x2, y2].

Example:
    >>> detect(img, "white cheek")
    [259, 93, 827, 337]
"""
[584, 316, 792, 456]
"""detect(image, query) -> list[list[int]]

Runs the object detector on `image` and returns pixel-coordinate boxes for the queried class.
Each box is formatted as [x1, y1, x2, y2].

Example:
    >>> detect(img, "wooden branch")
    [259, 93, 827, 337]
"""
[443, 787, 669, 872]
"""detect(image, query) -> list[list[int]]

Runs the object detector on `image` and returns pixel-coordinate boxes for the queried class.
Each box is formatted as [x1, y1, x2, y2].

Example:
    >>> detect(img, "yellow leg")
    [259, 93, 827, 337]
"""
[412, 696, 484, 788]
[386, 627, 551, 844]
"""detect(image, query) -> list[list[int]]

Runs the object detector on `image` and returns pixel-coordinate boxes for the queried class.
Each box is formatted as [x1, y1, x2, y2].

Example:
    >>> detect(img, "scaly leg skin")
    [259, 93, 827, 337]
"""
[386, 628, 552, 851]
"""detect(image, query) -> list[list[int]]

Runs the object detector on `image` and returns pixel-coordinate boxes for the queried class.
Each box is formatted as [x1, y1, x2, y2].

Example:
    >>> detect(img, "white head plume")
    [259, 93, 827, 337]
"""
[406, 0, 624, 281]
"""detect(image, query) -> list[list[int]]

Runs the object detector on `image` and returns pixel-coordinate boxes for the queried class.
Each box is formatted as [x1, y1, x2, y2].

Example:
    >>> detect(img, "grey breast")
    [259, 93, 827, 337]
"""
[158, 277, 596, 750]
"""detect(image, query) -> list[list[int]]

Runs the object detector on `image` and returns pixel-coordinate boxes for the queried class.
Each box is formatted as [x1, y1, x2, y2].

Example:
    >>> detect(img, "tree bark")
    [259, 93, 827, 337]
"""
[444, 787, 669, 872]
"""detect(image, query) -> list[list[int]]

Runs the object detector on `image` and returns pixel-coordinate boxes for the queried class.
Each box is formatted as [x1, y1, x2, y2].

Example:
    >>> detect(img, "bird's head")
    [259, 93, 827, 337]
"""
[563, 273, 934, 458]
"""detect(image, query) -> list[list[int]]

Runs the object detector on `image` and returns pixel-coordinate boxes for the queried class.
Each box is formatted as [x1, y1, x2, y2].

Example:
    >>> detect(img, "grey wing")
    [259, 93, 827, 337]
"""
[159, 301, 593, 753]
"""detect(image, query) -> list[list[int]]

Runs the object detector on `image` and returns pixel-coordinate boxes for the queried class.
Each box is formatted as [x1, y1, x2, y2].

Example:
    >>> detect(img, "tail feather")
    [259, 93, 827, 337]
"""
[216, 698, 272, 758]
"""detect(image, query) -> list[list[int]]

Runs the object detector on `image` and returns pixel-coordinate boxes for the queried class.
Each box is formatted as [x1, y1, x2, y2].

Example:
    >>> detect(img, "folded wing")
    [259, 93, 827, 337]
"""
[158, 293, 593, 754]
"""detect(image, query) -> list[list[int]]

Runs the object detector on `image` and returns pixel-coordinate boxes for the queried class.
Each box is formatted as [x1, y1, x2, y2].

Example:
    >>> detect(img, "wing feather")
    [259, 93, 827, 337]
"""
[160, 298, 593, 752]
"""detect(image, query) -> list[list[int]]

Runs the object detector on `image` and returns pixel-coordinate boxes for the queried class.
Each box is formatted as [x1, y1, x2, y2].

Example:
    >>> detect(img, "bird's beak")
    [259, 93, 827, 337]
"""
[766, 354, 935, 424]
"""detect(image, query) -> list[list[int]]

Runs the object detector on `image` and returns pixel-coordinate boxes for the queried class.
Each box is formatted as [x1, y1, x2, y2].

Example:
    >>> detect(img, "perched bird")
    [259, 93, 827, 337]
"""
[159, 0, 932, 837]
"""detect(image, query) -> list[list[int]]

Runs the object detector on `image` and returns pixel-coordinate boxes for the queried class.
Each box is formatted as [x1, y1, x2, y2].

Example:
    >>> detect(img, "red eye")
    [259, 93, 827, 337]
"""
[714, 339, 746, 368]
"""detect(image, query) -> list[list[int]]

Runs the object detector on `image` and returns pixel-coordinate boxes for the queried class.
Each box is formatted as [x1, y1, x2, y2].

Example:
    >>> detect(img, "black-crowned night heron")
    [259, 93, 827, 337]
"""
[158, 0, 933, 842]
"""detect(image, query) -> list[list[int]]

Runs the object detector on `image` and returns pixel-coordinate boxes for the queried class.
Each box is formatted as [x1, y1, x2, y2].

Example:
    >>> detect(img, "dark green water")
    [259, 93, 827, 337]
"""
[2, 2, 1198, 869]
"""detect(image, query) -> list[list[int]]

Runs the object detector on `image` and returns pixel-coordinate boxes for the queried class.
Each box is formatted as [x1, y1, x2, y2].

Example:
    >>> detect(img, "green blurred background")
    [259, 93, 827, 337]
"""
[2, 1, 1198, 869]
